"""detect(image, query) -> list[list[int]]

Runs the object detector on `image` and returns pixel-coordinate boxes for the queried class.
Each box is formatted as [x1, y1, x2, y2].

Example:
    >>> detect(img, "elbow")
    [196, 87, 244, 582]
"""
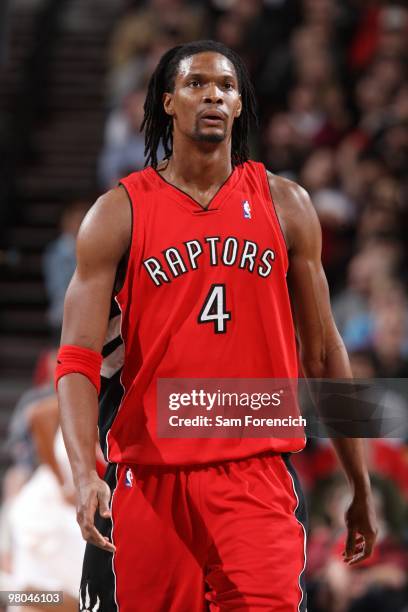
[300, 349, 327, 378]
[302, 358, 326, 379]
[300, 339, 348, 378]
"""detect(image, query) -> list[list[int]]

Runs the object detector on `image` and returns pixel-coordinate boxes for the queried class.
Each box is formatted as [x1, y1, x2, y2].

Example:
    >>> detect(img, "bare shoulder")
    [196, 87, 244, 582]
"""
[266, 171, 310, 211]
[77, 185, 131, 266]
[266, 170, 321, 252]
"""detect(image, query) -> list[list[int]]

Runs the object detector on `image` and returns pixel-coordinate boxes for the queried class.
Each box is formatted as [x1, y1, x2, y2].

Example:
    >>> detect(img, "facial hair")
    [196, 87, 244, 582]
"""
[192, 118, 227, 143]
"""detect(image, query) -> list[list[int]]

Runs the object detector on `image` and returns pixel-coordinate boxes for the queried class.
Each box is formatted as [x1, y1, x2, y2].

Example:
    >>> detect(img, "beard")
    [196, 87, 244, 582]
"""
[192, 120, 227, 143]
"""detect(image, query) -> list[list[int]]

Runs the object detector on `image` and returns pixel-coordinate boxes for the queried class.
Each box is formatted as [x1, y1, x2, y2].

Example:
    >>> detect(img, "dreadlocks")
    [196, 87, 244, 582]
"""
[141, 40, 258, 168]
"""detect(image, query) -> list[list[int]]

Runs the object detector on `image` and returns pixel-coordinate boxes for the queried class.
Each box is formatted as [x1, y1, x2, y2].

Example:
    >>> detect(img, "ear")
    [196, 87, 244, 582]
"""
[163, 92, 174, 117]
[235, 95, 242, 118]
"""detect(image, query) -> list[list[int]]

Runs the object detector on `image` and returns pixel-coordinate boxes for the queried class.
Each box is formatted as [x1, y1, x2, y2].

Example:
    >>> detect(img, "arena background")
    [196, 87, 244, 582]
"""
[0, 0, 407, 610]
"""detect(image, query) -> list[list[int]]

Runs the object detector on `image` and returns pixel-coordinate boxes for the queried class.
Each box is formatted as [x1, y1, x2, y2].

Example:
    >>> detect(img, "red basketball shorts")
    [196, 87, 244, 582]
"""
[80, 452, 307, 611]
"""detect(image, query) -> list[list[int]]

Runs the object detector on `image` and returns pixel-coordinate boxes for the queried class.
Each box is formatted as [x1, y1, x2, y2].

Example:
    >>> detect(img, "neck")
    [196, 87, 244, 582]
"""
[164, 134, 233, 190]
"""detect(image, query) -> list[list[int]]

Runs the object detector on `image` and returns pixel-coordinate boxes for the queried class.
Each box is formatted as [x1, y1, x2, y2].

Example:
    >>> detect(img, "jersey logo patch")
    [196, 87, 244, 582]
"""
[125, 468, 133, 488]
[242, 200, 251, 219]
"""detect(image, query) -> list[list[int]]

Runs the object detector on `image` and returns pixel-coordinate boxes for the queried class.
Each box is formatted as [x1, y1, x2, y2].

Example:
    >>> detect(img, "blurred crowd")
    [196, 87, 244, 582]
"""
[99, 0, 408, 386]
[1, 0, 407, 610]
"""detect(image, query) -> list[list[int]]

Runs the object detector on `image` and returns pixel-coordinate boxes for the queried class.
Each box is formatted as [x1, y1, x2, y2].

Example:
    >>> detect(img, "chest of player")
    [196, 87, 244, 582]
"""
[133, 185, 286, 289]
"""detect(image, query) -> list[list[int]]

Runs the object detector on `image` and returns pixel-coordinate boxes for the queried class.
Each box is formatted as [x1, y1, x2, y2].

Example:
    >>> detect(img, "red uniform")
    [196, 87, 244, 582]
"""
[102, 160, 305, 464]
[81, 161, 307, 611]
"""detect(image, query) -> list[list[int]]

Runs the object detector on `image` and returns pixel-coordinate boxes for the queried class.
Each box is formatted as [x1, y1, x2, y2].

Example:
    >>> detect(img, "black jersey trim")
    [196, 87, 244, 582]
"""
[99, 369, 124, 456]
[102, 335, 123, 360]
[151, 164, 239, 211]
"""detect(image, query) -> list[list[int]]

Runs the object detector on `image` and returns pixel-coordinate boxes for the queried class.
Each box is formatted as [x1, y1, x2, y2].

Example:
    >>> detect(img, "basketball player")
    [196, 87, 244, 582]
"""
[56, 41, 377, 611]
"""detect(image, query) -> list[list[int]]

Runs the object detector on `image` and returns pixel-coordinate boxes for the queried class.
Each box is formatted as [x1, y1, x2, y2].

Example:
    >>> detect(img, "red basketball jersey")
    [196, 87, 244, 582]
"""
[99, 160, 305, 465]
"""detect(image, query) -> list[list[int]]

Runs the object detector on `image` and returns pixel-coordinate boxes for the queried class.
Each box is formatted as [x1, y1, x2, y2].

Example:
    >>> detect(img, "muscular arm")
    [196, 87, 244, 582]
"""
[58, 186, 130, 551]
[269, 173, 377, 564]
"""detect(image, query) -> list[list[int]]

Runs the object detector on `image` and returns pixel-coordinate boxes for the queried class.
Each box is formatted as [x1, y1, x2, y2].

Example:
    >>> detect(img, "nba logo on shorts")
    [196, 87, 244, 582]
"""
[125, 468, 133, 488]
[242, 200, 251, 219]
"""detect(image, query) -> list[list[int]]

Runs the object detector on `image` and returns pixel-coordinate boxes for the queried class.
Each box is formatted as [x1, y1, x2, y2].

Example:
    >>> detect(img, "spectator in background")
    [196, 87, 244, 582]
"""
[99, 88, 156, 189]
[332, 236, 403, 345]
[6, 348, 57, 478]
[42, 201, 89, 337]
[262, 112, 303, 178]
[307, 476, 408, 612]
[371, 287, 408, 378]
[1, 357, 106, 606]
[0, 348, 58, 584]
[7, 396, 84, 611]
[106, 0, 207, 106]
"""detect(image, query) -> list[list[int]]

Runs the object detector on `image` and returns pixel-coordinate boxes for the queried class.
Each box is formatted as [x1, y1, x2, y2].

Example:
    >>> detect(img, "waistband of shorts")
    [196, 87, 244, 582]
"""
[113, 450, 288, 474]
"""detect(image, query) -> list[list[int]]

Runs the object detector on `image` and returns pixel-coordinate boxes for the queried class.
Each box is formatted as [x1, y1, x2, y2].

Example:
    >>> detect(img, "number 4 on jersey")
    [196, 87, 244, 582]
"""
[198, 284, 231, 334]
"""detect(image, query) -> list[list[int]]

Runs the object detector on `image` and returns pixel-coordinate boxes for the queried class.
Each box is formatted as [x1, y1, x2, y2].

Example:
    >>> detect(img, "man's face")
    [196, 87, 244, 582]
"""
[163, 52, 242, 145]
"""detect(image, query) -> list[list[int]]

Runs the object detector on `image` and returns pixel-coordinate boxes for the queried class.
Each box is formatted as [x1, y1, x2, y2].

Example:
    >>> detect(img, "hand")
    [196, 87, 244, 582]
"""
[343, 491, 377, 565]
[76, 472, 116, 553]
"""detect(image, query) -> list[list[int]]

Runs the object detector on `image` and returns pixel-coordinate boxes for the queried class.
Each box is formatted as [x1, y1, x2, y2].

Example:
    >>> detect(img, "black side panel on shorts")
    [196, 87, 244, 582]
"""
[79, 463, 117, 612]
[99, 370, 124, 459]
[98, 299, 125, 460]
[282, 453, 308, 612]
